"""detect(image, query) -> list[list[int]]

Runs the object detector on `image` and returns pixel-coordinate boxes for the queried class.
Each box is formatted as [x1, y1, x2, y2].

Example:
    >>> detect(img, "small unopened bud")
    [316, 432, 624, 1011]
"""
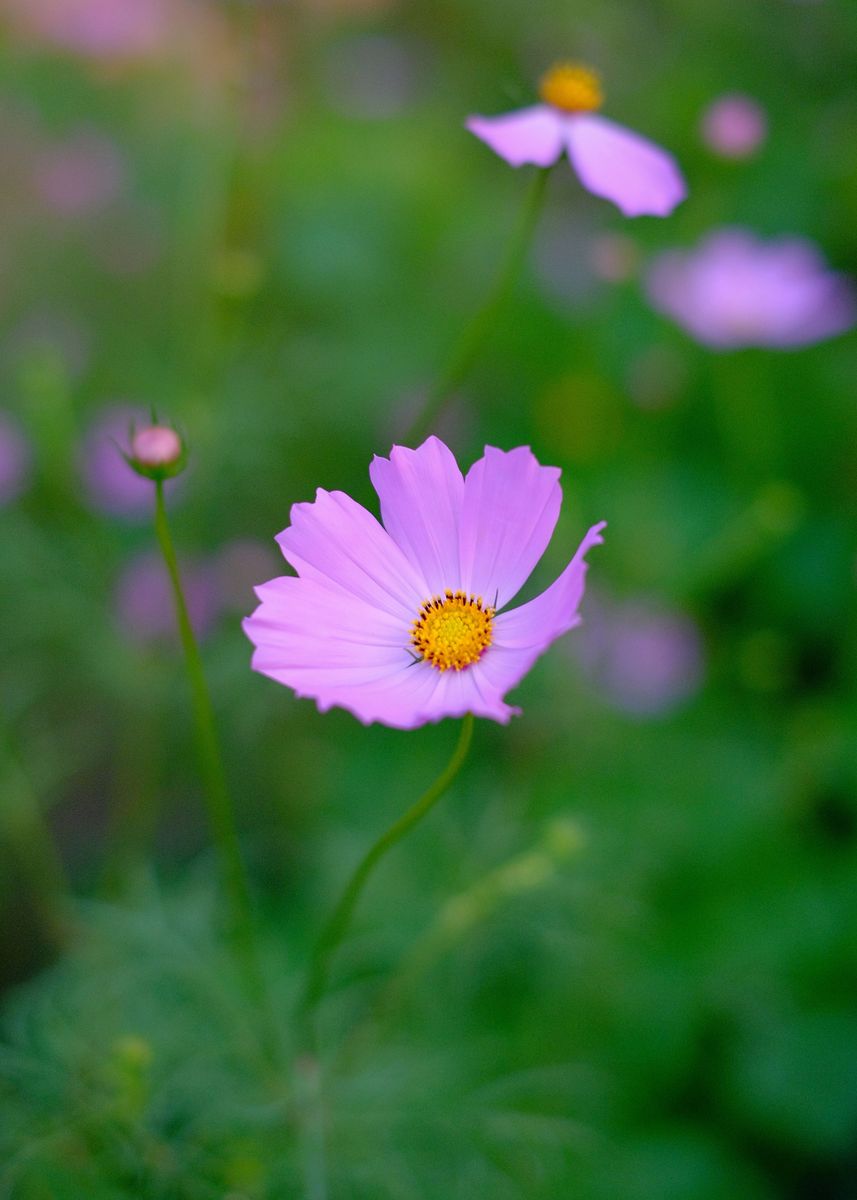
[132, 425, 182, 467]
[124, 421, 187, 482]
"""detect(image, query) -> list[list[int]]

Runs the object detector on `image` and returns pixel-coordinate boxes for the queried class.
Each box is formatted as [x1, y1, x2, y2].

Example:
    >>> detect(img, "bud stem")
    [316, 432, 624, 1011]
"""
[152, 481, 277, 1064]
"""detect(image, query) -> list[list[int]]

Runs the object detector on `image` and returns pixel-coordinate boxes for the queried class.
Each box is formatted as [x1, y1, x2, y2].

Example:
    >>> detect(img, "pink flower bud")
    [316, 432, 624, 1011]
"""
[131, 425, 182, 468]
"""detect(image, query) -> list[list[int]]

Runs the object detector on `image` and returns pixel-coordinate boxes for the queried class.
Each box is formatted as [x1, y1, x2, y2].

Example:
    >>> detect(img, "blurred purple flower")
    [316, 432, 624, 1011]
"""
[79, 405, 181, 519]
[0, 411, 32, 505]
[467, 63, 686, 218]
[114, 550, 218, 646]
[700, 94, 768, 160]
[32, 128, 125, 218]
[577, 596, 704, 717]
[6, 0, 169, 60]
[645, 229, 857, 349]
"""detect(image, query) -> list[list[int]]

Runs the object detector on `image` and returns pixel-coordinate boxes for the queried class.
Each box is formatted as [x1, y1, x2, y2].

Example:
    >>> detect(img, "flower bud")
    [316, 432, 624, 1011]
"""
[124, 421, 186, 482]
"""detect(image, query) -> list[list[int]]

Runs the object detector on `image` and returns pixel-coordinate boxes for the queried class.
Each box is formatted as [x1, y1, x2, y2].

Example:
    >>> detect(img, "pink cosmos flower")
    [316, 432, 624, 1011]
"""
[700, 94, 768, 160]
[645, 228, 857, 349]
[466, 63, 686, 218]
[244, 437, 605, 729]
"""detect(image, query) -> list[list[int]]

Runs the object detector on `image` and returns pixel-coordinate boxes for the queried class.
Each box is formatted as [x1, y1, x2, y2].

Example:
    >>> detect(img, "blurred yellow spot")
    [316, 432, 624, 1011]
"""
[536, 372, 622, 464]
[412, 591, 494, 671]
[543, 817, 586, 861]
[539, 63, 603, 113]
[213, 249, 264, 299]
[112, 1034, 152, 1069]
[752, 482, 804, 536]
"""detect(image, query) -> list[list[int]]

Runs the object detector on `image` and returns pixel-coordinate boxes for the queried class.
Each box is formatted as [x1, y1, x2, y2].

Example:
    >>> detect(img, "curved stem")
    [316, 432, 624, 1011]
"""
[404, 167, 551, 446]
[299, 713, 475, 1028]
[153, 481, 276, 1061]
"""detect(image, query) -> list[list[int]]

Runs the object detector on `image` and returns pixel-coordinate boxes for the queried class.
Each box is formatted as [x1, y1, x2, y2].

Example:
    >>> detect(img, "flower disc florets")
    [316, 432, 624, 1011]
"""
[539, 62, 603, 113]
[412, 590, 494, 671]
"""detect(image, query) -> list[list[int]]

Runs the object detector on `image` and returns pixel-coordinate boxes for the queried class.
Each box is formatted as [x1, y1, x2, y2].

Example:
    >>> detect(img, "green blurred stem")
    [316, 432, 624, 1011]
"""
[0, 726, 68, 945]
[405, 167, 552, 445]
[299, 713, 475, 1028]
[153, 482, 272, 1048]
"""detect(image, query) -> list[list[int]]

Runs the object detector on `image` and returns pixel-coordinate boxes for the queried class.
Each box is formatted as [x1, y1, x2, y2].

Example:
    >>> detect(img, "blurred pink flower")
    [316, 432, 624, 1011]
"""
[4, 0, 170, 60]
[0, 411, 32, 505]
[32, 128, 125, 218]
[79, 405, 182, 519]
[245, 436, 605, 728]
[645, 229, 857, 349]
[114, 550, 218, 646]
[700, 94, 768, 160]
[467, 63, 686, 218]
[577, 596, 704, 717]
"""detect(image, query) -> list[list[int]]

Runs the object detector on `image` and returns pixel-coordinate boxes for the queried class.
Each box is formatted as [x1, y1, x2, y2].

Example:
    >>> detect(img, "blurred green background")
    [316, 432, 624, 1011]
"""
[2, 0, 857, 1196]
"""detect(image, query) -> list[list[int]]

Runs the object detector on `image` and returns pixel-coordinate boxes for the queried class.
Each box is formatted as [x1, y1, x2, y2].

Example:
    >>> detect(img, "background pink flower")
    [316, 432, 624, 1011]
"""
[245, 437, 604, 729]
[645, 228, 857, 349]
[467, 63, 686, 217]
[700, 93, 768, 160]
[4, 0, 170, 60]
[576, 595, 704, 717]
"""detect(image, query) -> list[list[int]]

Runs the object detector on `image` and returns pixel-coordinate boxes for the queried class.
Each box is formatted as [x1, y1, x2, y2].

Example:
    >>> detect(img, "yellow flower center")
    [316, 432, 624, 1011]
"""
[411, 590, 494, 672]
[538, 63, 603, 113]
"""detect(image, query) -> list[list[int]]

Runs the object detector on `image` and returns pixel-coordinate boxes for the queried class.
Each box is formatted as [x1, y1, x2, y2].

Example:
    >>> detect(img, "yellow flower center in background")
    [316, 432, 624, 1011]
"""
[412, 591, 494, 672]
[539, 63, 603, 113]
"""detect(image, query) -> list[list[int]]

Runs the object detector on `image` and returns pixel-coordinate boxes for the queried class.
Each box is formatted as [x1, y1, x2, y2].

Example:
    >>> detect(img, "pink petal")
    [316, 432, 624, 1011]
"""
[565, 114, 686, 218]
[466, 105, 565, 168]
[244, 575, 408, 683]
[494, 522, 606, 650]
[412, 665, 520, 726]
[370, 436, 464, 597]
[458, 446, 562, 609]
[276, 488, 425, 620]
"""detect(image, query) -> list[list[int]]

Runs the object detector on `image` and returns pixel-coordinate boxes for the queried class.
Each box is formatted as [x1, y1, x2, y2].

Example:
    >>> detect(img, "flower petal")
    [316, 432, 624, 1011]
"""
[565, 114, 686, 218]
[276, 488, 425, 619]
[369, 436, 464, 597]
[244, 574, 408, 677]
[466, 105, 564, 168]
[478, 521, 606, 697]
[458, 445, 562, 609]
[494, 521, 606, 649]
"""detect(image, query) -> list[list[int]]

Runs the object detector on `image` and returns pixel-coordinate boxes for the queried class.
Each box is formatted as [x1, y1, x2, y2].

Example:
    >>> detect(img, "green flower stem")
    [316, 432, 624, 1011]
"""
[0, 724, 68, 949]
[405, 167, 552, 446]
[153, 481, 274, 1056]
[299, 713, 476, 1030]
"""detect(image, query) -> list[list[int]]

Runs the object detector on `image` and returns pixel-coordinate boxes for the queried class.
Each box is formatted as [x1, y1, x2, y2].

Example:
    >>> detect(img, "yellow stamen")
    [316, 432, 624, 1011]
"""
[539, 63, 603, 113]
[411, 590, 494, 672]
